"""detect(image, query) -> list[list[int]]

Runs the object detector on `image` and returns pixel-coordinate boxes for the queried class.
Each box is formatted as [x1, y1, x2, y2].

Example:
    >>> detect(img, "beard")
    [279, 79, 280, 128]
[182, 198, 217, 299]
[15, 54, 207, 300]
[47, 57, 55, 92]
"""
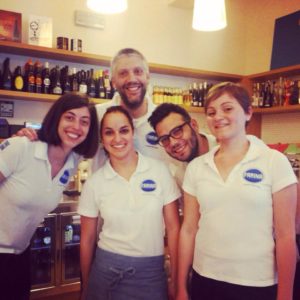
[118, 86, 147, 110]
[186, 131, 199, 162]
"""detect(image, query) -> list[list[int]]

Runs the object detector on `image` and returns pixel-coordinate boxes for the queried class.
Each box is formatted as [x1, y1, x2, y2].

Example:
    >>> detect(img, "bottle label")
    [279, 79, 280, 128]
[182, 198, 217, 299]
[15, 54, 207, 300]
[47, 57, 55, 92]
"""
[28, 75, 35, 84]
[79, 84, 87, 94]
[53, 86, 62, 94]
[43, 78, 50, 86]
[15, 76, 24, 90]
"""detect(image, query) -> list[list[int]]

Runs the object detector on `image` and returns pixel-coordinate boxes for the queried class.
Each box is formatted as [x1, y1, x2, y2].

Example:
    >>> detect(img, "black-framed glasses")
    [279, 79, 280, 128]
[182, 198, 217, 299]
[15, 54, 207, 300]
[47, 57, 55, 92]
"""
[157, 121, 190, 147]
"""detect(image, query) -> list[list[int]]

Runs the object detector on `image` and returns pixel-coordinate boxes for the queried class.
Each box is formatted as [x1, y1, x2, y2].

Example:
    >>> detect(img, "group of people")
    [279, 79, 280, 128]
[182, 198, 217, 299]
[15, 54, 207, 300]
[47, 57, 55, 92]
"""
[0, 47, 298, 300]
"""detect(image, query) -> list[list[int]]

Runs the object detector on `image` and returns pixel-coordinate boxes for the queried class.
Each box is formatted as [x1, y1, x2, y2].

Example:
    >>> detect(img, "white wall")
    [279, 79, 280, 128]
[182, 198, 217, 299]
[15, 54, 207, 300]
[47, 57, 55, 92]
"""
[1, 0, 247, 74]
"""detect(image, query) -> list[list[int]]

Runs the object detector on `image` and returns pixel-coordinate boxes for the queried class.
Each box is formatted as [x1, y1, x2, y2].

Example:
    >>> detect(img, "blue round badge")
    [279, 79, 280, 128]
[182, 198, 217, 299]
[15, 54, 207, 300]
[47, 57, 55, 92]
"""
[243, 169, 263, 183]
[141, 179, 156, 192]
[59, 170, 70, 184]
[146, 131, 158, 145]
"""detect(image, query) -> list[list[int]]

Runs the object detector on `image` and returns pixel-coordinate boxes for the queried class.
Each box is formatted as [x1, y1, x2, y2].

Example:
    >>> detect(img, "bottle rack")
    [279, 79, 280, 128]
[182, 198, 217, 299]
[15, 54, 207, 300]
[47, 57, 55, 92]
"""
[1, 40, 300, 137]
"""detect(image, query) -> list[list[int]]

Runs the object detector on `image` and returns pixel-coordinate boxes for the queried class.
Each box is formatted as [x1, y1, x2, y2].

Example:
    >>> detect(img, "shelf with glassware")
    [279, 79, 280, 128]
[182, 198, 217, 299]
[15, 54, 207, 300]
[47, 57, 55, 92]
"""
[1, 40, 300, 138]
[0, 40, 243, 82]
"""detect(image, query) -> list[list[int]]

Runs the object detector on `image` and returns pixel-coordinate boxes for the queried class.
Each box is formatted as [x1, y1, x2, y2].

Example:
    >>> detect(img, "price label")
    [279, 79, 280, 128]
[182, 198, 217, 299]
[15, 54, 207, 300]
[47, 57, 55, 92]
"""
[0, 101, 14, 117]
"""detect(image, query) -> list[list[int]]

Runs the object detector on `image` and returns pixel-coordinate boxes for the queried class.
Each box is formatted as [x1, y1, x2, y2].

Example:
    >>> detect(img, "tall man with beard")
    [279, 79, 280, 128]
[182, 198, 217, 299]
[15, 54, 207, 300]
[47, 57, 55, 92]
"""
[92, 48, 171, 170]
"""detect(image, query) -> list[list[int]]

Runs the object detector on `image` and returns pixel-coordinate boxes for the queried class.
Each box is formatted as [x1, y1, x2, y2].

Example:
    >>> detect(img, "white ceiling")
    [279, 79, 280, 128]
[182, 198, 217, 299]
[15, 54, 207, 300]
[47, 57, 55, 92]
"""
[167, 0, 193, 9]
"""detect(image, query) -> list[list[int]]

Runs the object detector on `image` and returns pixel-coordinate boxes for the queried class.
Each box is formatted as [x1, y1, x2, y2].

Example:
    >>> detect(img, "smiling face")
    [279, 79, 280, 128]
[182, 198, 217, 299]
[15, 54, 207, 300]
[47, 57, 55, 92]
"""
[101, 111, 135, 161]
[57, 106, 91, 152]
[155, 112, 199, 162]
[205, 93, 252, 142]
[111, 54, 150, 110]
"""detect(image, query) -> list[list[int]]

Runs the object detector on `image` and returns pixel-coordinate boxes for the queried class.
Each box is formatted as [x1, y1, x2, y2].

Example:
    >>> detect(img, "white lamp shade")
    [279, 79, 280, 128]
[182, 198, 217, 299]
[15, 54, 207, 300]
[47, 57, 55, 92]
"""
[192, 0, 227, 31]
[87, 0, 128, 14]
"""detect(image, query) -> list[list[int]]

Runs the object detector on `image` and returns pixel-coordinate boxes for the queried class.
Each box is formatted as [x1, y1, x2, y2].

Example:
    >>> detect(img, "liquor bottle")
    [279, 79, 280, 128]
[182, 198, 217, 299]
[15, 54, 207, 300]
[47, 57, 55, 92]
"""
[98, 70, 106, 99]
[52, 66, 62, 95]
[198, 83, 204, 107]
[263, 81, 273, 107]
[103, 70, 112, 99]
[64, 224, 73, 243]
[63, 67, 72, 94]
[192, 82, 199, 107]
[71, 68, 79, 92]
[42, 62, 51, 94]
[34, 61, 42, 94]
[79, 70, 87, 94]
[290, 80, 299, 105]
[13, 66, 24, 91]
[88, 69, 96, 98]
[42, 227, 51, 246]
[25, 59, 35, 93]
[1, 58, 12, 90]
[258, 82, 264, 107]
[251, 82, 259, 107]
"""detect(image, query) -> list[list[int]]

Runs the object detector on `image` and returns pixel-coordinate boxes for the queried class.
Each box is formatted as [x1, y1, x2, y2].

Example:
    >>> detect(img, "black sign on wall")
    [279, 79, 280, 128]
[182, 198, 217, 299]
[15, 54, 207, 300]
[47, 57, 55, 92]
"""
[270, 10, 300, 70]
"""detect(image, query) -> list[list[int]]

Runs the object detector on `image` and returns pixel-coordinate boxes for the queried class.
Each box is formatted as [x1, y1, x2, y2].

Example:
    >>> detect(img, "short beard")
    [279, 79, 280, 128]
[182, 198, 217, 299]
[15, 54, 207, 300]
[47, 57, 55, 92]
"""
[119, 87, 147, 110]
[186, 131, 199, 162]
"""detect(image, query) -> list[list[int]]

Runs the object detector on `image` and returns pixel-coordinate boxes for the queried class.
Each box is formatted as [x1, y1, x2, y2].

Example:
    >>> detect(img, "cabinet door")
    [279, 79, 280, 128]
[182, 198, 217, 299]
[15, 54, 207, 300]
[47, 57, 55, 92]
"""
[30, 214, 57, 288]
[60, 212, 81, 283]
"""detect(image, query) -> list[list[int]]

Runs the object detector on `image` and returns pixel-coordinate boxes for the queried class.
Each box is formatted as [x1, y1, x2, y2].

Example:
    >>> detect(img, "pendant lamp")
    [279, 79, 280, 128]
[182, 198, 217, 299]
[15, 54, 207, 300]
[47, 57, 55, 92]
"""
[192, 0, 227, 31]
[87, 0, 128, 14]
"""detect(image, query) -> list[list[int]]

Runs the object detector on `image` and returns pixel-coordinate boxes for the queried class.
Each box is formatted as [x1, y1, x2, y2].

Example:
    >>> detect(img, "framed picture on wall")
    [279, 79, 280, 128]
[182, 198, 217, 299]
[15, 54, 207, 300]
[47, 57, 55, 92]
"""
[0, 10, 22, 42]
[271, 10, 300, 70]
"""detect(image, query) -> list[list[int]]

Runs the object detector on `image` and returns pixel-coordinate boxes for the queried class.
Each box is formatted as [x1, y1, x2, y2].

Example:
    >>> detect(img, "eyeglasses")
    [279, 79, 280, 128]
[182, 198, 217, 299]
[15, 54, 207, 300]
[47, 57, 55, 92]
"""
[157, 121, 190, 147]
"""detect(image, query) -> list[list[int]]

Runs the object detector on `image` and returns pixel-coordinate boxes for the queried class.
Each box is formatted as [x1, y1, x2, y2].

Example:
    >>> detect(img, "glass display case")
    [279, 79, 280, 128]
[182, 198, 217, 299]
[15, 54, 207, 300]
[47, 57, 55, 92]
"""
[30, 210, 81, 296]
[30, 214, 56, 288]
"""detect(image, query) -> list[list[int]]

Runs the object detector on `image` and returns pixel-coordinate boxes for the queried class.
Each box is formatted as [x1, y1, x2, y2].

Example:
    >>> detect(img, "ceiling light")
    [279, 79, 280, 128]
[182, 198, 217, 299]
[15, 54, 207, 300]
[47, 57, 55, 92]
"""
[87, 0, 128, 14]
[192, 0, 227, 31]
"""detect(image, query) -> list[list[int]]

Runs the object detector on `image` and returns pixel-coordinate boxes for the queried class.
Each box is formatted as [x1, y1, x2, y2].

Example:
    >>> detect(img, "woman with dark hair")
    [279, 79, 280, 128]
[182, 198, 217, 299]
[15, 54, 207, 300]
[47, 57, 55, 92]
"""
[78, 105, 181, 300]
[0, 93, 99, 300]
[177, 82, 297, 300]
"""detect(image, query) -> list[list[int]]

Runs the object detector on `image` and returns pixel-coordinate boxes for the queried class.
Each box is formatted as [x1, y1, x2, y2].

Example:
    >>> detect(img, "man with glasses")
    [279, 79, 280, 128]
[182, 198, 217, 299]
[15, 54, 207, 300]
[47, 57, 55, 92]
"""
[148, 103, 216, 186]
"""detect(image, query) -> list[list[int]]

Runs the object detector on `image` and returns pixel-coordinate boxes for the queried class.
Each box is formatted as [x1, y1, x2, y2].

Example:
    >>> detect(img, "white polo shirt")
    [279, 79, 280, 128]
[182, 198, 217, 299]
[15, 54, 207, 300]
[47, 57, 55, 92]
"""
[170, 133, 265, 188]
[0, 137, 79, 254]
[78, 153, 181, 257]
[92, 93, 171, 171]
[183, 141, 297, 287]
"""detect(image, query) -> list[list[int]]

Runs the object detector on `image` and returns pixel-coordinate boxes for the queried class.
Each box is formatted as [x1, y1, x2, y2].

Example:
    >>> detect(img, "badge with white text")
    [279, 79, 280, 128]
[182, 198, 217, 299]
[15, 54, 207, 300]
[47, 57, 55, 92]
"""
[243, 168, 263, 183]
[140, 179, 157, 192]
[146, 132, 158, 145]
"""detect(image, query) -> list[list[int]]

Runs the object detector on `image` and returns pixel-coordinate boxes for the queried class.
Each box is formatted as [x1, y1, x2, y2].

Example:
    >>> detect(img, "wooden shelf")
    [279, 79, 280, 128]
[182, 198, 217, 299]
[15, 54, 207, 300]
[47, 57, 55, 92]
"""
[0, 40, 111, 67]
[252, 104, 300, 114]
[245, 64, 300, 81]
[0, 41, 242, 81]
[0, 89, 108, 104]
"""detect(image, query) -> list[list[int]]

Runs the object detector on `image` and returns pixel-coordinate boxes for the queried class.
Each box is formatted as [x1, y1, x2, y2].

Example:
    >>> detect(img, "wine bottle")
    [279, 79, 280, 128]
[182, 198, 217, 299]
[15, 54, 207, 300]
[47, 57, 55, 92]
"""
[13, 66, 24, 91]
[98, 70, 106, 99]
[34, 61, 42, 94]
[1, 58, 12, 90]
[42, 62, 51, 94]
[52, 66, 62, 95]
